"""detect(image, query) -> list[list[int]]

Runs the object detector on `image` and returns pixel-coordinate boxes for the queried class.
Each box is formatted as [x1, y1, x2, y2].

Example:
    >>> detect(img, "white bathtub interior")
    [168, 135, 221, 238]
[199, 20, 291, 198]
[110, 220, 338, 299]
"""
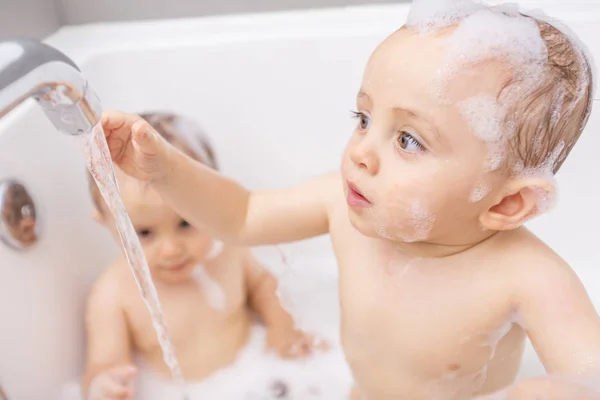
[1, 2, 600, 399]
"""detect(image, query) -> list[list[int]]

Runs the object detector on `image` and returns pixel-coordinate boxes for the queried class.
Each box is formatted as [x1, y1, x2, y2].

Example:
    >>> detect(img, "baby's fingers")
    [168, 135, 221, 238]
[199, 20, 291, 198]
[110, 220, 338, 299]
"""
[102, 381, 133, 400]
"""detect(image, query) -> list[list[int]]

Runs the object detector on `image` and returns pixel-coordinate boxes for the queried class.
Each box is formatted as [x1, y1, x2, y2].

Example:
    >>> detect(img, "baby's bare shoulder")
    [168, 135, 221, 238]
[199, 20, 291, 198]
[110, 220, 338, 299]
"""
[86, 259, 130, 310]
[486, 228, 579, 297]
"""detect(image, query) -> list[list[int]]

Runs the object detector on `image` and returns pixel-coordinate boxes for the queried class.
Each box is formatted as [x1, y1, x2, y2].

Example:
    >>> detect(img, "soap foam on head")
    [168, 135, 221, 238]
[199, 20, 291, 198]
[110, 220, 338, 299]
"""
[406, 0, 486, 32]
[412, 1, 550, 172]
[459, 95, 508, 171]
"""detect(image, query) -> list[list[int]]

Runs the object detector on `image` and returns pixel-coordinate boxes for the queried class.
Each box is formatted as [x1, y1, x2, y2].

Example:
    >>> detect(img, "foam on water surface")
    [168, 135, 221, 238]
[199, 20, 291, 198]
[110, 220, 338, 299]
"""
[135, 325, 353, 400]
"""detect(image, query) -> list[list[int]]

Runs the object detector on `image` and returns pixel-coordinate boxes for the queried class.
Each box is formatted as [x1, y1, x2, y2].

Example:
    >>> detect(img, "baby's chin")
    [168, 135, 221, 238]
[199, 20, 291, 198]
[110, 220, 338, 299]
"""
[349, 207, 432, 244]
[152, 266, 197, 284]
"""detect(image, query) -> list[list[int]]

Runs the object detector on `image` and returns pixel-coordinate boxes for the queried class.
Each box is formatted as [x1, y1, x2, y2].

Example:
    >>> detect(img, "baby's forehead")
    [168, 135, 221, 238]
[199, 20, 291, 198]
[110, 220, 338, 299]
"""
[113, 170, 165, 213]
[366, 27, 511, 103]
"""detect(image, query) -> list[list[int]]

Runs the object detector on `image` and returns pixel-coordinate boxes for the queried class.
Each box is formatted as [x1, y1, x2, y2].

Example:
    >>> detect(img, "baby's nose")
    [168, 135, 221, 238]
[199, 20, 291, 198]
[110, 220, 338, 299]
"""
[160, 237, 185, 257]
[350, 139, 380, 175]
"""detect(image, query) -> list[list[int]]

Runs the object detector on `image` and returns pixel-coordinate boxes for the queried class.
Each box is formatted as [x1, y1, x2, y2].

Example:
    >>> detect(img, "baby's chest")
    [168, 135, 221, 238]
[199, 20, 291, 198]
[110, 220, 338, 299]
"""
[127, 270, 247, 351]
[332, 227, 515, 377]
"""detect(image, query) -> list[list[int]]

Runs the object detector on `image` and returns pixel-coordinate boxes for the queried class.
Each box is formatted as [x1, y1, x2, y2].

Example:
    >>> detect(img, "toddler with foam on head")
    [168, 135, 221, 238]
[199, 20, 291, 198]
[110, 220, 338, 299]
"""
[98, 1, 600, 398]
[81, 112, 323, 400]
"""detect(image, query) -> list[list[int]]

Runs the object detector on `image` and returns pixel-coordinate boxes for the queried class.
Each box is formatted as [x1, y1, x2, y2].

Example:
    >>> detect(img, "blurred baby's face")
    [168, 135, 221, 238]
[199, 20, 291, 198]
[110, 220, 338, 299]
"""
[100, 170, 216, 284]
[341, 27, 509, 246]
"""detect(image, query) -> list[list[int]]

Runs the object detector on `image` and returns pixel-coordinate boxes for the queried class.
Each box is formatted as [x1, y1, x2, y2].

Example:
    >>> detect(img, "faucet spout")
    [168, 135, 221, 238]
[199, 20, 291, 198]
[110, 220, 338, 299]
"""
[0, 37, 102, 135]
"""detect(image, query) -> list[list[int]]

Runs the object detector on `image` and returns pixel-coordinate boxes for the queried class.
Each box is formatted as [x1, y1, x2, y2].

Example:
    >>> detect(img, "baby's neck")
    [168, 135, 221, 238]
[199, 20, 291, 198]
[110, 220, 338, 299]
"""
[383, 230, 500, 259]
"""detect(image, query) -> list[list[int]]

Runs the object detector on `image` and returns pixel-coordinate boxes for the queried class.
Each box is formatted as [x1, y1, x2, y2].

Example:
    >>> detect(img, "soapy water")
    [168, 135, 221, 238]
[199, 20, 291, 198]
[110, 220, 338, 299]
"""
[134, 325, 353, 400]
[59, 324, 353, 400]
[78, 123, 189, 399]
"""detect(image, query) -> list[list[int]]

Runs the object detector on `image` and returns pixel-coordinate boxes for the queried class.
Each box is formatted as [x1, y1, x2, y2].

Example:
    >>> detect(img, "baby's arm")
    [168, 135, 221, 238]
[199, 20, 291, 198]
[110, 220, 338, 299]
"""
[514, 258, 600, 382]
[81, 278, 135, 399]
[154, 154, 335, 246]
[102, 111, 336, 246]
[242, 250, 319, 357]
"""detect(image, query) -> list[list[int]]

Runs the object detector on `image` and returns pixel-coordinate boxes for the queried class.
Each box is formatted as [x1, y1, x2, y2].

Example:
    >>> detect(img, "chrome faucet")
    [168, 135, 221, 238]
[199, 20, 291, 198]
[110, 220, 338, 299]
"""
[0, 38, 103, 250]
[0, 37, 102, 135]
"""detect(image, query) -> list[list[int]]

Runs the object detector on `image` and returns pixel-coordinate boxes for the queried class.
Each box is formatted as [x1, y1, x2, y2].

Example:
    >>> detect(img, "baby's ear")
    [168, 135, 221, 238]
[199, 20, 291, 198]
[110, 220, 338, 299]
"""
[479, 177, 556, 231]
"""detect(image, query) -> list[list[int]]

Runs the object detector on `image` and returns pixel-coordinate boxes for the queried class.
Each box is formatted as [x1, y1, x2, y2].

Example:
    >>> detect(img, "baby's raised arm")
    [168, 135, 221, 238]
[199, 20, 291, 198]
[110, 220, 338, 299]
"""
[101, 111, 335, 246]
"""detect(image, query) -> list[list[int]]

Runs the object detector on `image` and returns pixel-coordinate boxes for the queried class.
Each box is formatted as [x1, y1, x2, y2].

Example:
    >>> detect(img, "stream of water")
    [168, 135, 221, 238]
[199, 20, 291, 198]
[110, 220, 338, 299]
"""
[80, 122, 189, 399]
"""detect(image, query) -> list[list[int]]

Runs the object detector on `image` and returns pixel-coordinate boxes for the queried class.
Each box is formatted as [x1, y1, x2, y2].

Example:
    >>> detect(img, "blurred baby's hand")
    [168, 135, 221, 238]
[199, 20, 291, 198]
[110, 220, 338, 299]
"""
[88, 365, 137, 400]
[267, 326, 328, 359]
[101, 111, 172, 183]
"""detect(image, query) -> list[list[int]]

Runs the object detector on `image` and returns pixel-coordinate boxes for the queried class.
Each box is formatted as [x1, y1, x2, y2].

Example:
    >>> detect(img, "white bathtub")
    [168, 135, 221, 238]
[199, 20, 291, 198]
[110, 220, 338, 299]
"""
[1, 1, 600, 398]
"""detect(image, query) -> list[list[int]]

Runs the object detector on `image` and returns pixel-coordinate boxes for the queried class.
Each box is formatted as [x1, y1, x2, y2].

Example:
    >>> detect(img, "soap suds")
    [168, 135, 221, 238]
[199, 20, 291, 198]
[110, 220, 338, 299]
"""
[470, 181, 491, 202]
[206, 240, 224, 261]
[406, 0, 486, 33]
[405, 200, 435, 242]
[193, 265, 226, 310]
[460, 95, 509, 171]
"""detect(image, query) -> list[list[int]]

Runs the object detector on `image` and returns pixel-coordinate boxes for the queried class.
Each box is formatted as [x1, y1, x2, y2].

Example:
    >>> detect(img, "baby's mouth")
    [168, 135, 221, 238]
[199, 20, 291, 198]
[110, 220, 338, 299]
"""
[163, 259, 191, 272]
[346, 181, 372, 208]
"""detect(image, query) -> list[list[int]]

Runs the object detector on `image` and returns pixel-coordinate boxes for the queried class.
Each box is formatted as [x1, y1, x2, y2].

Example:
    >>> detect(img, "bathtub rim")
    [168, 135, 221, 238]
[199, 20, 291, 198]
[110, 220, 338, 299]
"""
[43, 1, 600, 66]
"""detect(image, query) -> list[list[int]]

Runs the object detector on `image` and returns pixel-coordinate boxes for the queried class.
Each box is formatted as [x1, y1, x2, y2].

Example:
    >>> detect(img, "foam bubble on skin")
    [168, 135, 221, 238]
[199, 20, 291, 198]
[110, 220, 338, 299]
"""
[406, 0, 486, 33]
[205, 240, 224, 261]
[470, 181, 491, 202]
[512, 142, 564, 220]
[193, 264, 226, 310]
[369, 199, 434, 243]
[460, 95, 504, 143]
[460, 95, 509, 171]
[433, 6, 548, 114]
[404, 200, 435, 242]
[483, 315, 515, 360]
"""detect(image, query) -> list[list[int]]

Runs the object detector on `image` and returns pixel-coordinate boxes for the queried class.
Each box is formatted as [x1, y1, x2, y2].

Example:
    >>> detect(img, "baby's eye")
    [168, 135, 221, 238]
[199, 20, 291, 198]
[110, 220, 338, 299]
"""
[398, 131, 424, 152]
[137, 228, 152, 238]
[179, 219, 191, 229]
[351, 110, 371, 131]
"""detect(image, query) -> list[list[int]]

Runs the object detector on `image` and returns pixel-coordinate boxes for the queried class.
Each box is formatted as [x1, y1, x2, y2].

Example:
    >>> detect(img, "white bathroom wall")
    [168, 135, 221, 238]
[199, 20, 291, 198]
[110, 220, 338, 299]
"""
[0, 0, 405, 39]
[57, 0, 404, 25]
[0, 0, 61, 39]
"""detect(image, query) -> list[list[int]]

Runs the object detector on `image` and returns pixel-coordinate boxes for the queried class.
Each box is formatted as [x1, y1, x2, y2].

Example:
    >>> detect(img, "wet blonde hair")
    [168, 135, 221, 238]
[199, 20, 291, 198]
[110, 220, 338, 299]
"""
[505, 17, 594, 174]
[88, 112, 217, 212]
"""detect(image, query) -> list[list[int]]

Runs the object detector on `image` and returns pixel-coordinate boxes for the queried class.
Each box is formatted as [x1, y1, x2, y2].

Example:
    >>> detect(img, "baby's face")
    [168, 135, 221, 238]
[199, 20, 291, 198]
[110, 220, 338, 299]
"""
[341, 27, 507, 245]
[101, 172, 214, 284]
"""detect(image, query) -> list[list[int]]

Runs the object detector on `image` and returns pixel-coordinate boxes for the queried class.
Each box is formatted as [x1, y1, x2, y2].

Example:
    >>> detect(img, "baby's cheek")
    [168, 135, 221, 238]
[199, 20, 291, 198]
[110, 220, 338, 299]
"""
[372, 190, 436, 243]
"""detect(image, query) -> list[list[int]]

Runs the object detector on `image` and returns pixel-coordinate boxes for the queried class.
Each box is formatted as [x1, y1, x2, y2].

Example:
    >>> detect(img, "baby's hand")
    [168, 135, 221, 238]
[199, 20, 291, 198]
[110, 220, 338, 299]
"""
[100, 111, 171, 182]
[267, 326, 328, 358]
[88, 365, 137, 400]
